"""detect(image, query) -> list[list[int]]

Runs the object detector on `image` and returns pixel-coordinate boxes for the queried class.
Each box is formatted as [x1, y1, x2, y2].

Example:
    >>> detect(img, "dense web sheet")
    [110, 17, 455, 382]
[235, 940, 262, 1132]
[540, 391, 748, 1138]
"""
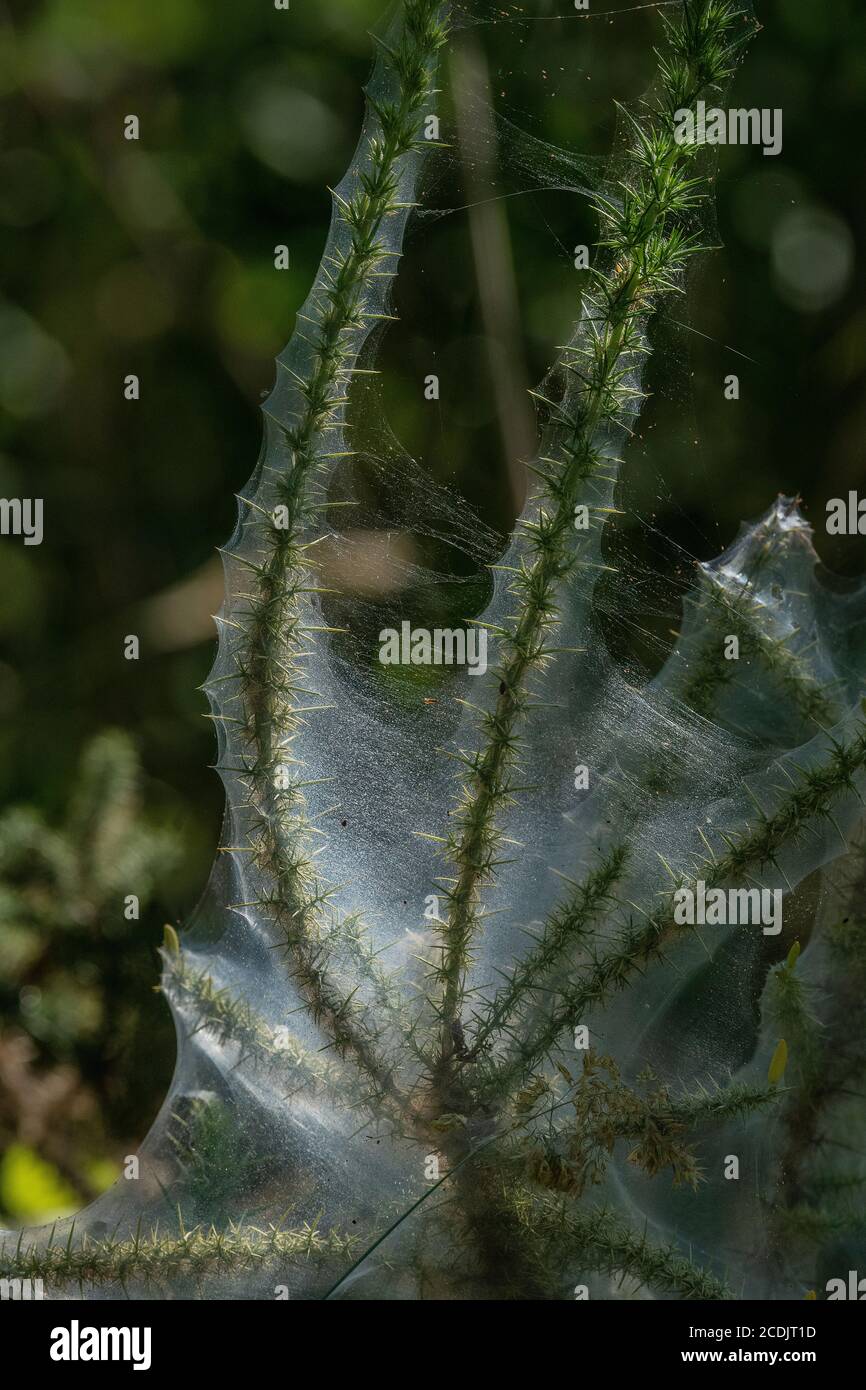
[4, 0, 866, 1301]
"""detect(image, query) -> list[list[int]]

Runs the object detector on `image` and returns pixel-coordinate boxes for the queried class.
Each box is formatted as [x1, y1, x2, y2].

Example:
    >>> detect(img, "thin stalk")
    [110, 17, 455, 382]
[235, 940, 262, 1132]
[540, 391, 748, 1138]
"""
[235, 0, 452, 1117]
[1, 1221, 356, 1291]
[431, 1, 756, 1089]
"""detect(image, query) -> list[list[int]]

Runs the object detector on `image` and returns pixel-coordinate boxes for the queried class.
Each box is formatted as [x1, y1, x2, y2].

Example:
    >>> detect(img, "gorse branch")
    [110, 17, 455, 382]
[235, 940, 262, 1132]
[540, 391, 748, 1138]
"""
[509, 1190, 736, 1300]
[229, 0, 452, 1120]
[482, 717, 866, 1100]
[0, 1222, 356, 1290]
[523, 1054, 781, 1196]
[161, 947, 344, 1100]
[465, 844, 628, 1063]
[679, 564, 838, 728]
[431, 0, 757, 1087]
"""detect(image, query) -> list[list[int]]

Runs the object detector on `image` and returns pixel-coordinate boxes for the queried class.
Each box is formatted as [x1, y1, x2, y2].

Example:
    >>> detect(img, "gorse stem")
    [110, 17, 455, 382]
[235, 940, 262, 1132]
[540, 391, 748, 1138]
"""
[432, 1, 756, 1086]
[512, 1193, 736, 1299]
[465, 844, 629, 1063]
[0, 1222, 356, 1290]
[678, 555, 839, 728]
[483, 718, 866, 1101]
[232, 0, 452, 1119]
[162, 949, 345, 1101]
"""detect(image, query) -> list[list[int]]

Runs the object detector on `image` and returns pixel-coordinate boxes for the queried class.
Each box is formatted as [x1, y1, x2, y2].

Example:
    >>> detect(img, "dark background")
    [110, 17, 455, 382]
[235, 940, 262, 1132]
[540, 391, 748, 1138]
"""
[0, 0, 863, 1220]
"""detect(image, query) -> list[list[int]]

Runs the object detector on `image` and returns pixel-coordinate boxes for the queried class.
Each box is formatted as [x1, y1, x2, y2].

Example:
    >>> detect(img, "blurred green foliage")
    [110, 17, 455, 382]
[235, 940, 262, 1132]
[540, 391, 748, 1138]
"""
[0, 0, 864, 1219]
[0, 730, 178, 1222]
[0, 1143, 78, 1222]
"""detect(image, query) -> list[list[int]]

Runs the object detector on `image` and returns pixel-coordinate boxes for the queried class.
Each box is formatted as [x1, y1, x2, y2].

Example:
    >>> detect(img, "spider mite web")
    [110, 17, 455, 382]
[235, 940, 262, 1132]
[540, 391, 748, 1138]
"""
[5, 0, 866, 1301]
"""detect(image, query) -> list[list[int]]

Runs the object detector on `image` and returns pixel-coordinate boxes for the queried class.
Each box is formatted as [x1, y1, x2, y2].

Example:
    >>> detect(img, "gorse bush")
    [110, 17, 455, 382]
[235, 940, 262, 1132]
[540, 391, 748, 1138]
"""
[4, 0, 866, 1300]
